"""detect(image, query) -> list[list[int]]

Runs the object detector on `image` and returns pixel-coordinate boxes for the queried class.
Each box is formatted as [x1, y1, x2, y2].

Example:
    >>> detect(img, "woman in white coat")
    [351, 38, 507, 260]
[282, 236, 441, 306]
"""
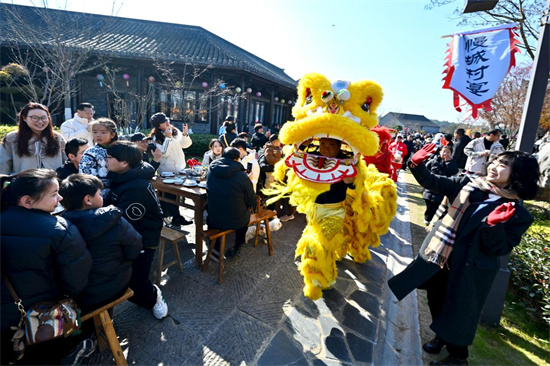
[149, 113, 192, 174]
[149, 113, 193, 226]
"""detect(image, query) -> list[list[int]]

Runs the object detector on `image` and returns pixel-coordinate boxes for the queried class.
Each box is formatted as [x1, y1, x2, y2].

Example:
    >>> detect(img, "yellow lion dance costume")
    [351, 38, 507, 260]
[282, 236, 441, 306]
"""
[266, 73, 397, 300]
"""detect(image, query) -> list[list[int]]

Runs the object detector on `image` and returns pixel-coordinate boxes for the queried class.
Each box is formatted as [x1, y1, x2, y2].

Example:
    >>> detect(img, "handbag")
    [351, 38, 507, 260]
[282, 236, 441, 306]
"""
[2, 273, 81, 347]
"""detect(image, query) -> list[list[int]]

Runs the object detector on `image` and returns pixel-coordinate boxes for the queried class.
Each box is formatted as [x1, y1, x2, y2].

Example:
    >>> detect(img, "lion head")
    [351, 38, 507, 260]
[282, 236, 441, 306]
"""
[279, 73, 383, 184]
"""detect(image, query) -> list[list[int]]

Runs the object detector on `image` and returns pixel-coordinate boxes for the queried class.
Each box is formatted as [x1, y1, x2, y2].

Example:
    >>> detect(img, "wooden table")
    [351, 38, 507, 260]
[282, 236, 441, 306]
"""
[151, 177, 207, 268]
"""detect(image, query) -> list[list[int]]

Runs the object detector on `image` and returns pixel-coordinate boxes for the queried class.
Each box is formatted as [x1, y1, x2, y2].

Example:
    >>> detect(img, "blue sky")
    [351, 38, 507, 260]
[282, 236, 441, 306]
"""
[2, 0, 532, 123]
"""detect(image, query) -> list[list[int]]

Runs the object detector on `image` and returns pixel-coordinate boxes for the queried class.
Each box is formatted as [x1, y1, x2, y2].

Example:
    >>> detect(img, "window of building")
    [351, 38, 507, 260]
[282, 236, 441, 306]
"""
[249, 100, 265, 125]
[159, 89, 208, 123]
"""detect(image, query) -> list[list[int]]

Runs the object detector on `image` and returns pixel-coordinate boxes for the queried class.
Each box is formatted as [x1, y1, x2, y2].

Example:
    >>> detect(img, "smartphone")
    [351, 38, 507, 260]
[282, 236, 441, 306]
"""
[246, 162, 253, 174]
[147, 142, 157, 155]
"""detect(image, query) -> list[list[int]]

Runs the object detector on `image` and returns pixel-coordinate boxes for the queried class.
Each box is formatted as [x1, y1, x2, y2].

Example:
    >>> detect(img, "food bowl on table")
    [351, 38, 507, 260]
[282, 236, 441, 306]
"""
[183, 179, 198, 187]
[161, 171, 175, 177]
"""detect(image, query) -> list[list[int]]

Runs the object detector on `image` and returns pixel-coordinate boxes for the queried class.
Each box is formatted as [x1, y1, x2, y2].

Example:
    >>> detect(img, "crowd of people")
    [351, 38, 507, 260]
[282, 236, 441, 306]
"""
[0, 101, 543, 366]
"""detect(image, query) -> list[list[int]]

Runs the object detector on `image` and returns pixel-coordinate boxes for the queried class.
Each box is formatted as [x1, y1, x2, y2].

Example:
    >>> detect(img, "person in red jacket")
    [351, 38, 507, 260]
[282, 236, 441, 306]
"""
[363, 126, 396, 182]
[389, 134, 408, 181]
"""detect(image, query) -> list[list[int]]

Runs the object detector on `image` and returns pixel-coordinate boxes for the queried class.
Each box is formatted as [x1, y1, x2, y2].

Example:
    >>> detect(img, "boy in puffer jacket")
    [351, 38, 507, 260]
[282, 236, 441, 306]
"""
[60, 173, 142, 311]
[106, 141, 167, 320]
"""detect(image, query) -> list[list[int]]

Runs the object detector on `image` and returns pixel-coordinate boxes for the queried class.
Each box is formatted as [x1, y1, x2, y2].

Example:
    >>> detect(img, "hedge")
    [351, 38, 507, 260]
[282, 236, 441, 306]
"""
[509, 204, 550, 325]
[1, 125, 215, 162]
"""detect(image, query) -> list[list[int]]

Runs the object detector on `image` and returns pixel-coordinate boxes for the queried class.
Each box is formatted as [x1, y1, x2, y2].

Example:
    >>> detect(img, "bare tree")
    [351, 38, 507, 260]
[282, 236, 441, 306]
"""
[153, 60, 247, 124]
[477, 64, 550, 137]
[0, 1, 114, 120]
[426, 0, 545, 60]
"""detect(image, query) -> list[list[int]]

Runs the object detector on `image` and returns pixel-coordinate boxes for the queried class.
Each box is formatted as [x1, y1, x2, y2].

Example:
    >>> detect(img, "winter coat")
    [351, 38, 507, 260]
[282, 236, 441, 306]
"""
[258, 142, 283, 189]
[56, 160, 78, 180]
[202, 150, 222, 166]
[1, 206, 92, 331]
[389, 141, 408, 167]
[422, 155, 459, 202]
[0, 131, 66, 175]
[153, 127, 192, 174]
[108, 162, 164, 248]
[79, 144, 110, 195]
[251, 132, 268, 151]
[464, 137, 505, 174]
[62, 206, 142, 309]
[60, 114, 94, 146]
[240, 151, 260, 192]
[451, 135, 472, 170]
[388, 162, 533, 346]
[219, 132, 238, 149]
[206, 157, 256, 230]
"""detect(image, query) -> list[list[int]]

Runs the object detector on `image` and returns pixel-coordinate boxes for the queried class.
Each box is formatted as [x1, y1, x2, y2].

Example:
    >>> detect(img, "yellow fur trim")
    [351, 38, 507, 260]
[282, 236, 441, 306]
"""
[262, 72, 397, 300]
[279, 114, 379, 157]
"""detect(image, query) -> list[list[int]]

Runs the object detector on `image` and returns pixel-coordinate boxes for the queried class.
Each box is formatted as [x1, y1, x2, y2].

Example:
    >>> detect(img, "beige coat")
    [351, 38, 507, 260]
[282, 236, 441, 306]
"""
[0, 131, 66, 175]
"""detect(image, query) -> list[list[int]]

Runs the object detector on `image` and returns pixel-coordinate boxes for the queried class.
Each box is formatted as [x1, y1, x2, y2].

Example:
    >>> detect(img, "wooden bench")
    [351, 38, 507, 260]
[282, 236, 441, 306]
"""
[157, 226, 185, 285]
[202, 209, 277, 284]
[80, 288, 134, 366]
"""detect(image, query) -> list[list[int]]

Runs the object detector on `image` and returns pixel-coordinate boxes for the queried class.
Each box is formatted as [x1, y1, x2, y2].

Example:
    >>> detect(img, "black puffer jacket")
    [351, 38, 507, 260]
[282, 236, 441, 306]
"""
[251, 132, 268, 151]
[422, 155, 459, 202]
[63, 206, 142, 308]
[1, 206, 92, 331]
[108, 162, 163, 248]
[206, 157, 256, 230]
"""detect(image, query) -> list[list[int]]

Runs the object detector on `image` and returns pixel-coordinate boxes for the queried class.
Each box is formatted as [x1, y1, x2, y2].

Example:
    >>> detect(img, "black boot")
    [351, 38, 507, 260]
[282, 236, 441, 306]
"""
[429, 355, 469, 366]
[423, 336, 445, 354]
[171, 215, 193, 226]
[226, 245, 241, 258]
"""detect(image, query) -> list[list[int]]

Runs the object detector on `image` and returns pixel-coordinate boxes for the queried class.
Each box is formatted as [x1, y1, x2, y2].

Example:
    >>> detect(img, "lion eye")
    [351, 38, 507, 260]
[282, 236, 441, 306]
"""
[304, 88, 313, 105]
[361, 96, 373, 112]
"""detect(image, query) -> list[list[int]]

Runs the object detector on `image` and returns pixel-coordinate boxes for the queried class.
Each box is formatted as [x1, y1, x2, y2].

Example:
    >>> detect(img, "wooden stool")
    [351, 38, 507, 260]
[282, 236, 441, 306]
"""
[81, 288, 134, 366]
[157, 226, 185, 285]
[202, 228, 235, 284]
[202, 210, 276, 284]
[249, 209, 277, 255]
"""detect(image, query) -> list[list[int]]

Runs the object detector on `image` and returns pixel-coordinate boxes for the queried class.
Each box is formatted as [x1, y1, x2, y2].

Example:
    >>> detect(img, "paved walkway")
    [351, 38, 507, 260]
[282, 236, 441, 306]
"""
[87, 174, 422, 365]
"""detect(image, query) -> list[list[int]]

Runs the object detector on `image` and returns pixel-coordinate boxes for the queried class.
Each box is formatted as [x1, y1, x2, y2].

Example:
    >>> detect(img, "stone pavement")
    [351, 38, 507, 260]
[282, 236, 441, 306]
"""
[87, 175, 422, 365]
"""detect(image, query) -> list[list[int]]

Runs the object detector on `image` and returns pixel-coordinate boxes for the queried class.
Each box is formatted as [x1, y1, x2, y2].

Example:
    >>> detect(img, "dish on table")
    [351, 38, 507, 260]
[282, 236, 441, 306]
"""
[183, 180, 198, 187]
[174, 179, 184, 185]
[162, 179, 175, 184]
[161, 172, 175, 177]
[198, 181, 207, 188]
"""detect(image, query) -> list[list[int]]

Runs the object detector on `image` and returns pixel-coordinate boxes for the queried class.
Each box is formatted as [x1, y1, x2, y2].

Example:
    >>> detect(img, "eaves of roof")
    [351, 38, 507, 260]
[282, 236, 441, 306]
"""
[0, 3, 297, 89]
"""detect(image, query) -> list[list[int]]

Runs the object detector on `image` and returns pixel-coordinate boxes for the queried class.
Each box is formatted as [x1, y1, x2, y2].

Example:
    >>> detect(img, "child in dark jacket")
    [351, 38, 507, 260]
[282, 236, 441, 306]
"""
[60, 174, 142, 311]
[105, 141, 167, 320]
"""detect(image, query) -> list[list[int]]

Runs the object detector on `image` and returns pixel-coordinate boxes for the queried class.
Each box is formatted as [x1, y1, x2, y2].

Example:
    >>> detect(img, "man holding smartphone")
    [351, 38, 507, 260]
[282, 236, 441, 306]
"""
[130, 132, 162, 171]
[230, 138, 260, 192]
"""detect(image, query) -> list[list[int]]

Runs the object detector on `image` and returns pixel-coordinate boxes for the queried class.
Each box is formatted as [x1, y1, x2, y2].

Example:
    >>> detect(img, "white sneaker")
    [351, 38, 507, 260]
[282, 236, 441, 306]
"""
[280, 215, 295, 222]
[152, 284, 168, 319]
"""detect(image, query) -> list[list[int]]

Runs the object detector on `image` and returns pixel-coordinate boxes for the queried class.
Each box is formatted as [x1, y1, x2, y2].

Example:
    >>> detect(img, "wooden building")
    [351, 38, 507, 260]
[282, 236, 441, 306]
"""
[0, 4, 297, 134]
[379, 112, 440, 134]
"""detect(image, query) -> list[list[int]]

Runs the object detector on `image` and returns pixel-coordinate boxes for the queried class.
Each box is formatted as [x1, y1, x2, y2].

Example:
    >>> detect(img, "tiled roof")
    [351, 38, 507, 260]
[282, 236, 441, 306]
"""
[0, 4, 297, 89]
[385, 112, 440, 128]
